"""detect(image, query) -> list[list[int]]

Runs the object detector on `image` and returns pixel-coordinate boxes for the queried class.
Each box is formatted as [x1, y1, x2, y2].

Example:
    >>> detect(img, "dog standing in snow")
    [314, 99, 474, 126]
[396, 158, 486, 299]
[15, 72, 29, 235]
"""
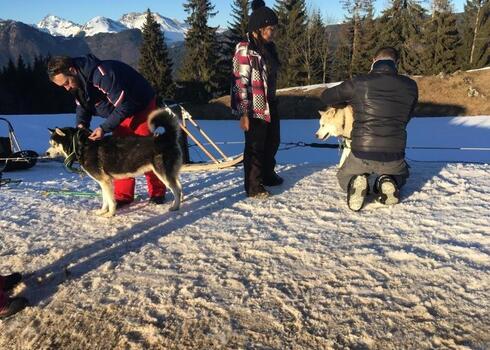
[315, 105, 354, 167]
[46, 108, 183, 217]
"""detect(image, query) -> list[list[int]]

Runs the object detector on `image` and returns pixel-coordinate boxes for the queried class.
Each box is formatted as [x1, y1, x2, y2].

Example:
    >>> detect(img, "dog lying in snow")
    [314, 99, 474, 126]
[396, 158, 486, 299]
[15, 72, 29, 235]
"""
[315, 106, 354, 167]
[46, 108, 183, 217]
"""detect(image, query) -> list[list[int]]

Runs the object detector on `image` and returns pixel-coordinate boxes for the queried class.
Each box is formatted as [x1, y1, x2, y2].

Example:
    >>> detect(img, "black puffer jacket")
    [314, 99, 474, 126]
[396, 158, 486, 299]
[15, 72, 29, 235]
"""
[321, 60, 418, 161]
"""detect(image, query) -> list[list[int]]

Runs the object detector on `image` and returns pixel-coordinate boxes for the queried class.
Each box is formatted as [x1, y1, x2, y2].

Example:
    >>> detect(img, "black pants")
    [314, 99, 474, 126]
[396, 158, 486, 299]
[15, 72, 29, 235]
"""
[337, 152, 409, 192]
[243, 106, 280, 195]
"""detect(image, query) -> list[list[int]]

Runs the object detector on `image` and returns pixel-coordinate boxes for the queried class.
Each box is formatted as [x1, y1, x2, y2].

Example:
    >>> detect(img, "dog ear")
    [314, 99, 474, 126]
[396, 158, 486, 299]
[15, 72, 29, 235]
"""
[54, 128, 66, 137]
[48, 128, 55, 134]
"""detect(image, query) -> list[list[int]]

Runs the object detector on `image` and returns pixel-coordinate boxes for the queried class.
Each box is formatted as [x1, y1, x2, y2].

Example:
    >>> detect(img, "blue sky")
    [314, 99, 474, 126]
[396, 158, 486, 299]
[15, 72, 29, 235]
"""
[0, 0, 467, 27]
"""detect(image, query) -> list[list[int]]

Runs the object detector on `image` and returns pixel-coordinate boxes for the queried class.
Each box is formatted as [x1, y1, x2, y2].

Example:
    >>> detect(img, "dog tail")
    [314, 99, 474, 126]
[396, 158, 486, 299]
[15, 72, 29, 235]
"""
[147, 107, 181, 143]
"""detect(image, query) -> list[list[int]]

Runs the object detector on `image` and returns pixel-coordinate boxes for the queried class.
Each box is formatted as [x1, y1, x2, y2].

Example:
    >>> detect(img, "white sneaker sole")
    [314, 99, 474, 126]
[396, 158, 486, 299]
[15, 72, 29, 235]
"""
[348, 176, 368, 211]
[380, 181, 399, 205]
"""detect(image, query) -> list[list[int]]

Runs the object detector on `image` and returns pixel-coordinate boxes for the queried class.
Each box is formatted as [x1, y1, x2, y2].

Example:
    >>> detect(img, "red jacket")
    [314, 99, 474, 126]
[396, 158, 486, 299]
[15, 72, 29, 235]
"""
[231, 40, 272, 123]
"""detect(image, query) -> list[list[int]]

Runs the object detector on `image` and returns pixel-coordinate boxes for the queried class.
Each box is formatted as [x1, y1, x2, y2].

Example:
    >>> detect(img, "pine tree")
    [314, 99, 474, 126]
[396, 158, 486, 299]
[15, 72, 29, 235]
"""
[330, 25, 353, 81]
[460, 0, 479, 68]
[332, 0, 378, 77]
[377, 0, 426, 75]
[301, 9, 325, 84]
[469, 0, 490, 68]
[178, 0, 220, 102]
[358, 2, 379, 73]
[422, 0, 461, 74]
[32, 55, 51, 113]
[459, 0, 489, 69]
[16, 55, 30, 113]
[219, 0, 250, 97]
[341, 0, 362, 76]
[224, 0, 250, 60]
[275, 0, 308, 88]
[0, 59, 17, 113]
[139, 9, 175, 103]
[317, 19, 332, 83]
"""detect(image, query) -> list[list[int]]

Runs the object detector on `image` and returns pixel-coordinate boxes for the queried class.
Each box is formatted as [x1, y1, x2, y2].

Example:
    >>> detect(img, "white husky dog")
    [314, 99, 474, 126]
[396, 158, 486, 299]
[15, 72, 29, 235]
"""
[315, 106, 354, 167]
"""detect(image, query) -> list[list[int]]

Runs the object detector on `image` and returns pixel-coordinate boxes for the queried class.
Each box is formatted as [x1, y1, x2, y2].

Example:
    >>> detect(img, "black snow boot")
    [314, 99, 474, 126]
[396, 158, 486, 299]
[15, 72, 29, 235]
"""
[116, 200, 132, 210]
[247, 185, 271, 199]
[0, 297, 28, 319]
[347, 174, 369, 211]
[1, 273, 22, 292]
[375, 175, 399, 205]
[263, 173, 284, 187]
[149, 195, 166, 205]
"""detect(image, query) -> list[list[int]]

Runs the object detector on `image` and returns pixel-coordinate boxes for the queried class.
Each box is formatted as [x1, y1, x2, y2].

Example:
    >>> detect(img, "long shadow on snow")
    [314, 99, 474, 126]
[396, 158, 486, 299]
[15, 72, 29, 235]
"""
[24, 163, 318, 306]
[401, 160, 447, 200]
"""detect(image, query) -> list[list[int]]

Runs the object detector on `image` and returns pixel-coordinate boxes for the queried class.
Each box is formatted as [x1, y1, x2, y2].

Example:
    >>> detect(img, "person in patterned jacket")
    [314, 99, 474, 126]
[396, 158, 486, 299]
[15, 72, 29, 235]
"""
[231, 0, 283, 198]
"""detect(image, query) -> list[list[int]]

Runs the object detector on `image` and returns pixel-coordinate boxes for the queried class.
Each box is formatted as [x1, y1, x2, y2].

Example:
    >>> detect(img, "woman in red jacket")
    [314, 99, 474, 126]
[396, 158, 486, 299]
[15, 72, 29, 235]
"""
[231, 0, 283, 198]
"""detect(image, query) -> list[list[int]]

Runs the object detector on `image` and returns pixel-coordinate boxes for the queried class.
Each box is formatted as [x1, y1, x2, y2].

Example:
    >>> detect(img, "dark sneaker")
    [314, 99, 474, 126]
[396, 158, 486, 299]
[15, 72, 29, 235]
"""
[0, 297, 28, 319]
[2, 273, 22, 292]
[263, 173, 284, 186]
[149, 196, 166, 205]
[375, 175, 399, 205]
[347, 174, 369, 211]
[116, 200, 132, 210]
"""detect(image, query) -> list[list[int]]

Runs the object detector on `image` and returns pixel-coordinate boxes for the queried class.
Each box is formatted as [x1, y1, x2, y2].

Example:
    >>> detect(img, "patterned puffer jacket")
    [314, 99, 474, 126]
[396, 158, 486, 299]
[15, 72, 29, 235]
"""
[231, 39, 272, 123]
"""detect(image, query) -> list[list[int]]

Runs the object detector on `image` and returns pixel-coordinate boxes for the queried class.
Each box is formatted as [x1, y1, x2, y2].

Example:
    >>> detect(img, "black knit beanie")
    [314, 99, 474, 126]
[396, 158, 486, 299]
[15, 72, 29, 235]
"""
[248, 0, 278, 32]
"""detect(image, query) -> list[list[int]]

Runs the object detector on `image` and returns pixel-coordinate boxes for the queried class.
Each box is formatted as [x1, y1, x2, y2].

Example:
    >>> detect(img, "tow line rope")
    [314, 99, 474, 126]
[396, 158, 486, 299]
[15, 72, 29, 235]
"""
[188, 140, 490, 152]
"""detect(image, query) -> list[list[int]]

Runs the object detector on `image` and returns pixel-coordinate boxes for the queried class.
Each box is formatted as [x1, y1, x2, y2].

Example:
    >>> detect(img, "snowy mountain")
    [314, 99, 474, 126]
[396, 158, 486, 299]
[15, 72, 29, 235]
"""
[81, 16, 127, 36]
[34, 12, 188, 41]
[37, 15, 83, 37]
[119, 12, 188, 42]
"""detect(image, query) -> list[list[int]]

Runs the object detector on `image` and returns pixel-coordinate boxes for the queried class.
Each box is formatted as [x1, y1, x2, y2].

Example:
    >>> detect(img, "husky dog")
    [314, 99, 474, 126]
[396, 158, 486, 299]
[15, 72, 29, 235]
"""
[46, 108, 183, 217]
[315, 106, 354, 167]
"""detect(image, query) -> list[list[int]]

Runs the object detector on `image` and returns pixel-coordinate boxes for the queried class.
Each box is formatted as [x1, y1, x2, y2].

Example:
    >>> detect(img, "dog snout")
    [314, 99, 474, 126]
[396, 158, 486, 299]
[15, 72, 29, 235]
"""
[315, 131, 326, 140]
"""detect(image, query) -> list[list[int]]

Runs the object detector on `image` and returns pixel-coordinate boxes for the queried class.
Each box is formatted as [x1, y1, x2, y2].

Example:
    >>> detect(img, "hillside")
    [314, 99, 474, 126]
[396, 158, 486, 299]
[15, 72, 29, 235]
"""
[188, 67, 490, 119]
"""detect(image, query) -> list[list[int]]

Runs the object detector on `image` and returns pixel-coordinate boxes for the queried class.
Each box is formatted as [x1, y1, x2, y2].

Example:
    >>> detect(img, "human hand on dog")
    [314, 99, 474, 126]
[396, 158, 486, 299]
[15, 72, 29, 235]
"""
[240, 116, 249, 131]
[88, 127, 104, 141]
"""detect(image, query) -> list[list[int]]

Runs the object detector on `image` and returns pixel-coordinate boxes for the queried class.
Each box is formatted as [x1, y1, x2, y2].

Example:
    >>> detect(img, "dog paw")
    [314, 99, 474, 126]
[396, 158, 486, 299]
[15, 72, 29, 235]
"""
[101, 211, 116, 218]
[169, 205, 180, 211]
[95, 208, 108, 216]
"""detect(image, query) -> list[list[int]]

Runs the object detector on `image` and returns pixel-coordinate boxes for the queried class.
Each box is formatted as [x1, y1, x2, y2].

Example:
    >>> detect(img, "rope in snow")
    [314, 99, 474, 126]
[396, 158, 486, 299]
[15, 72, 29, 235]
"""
[42, 189, 99, 197]
[188, 141, 490, 152]
[0, 177, 22, 187]
[41, 190, 147, 199]
[186, 141, 489, 164]
[0, 155, 52, 162]
[406, 158, 488, 165]
[2, 143, 487, 163]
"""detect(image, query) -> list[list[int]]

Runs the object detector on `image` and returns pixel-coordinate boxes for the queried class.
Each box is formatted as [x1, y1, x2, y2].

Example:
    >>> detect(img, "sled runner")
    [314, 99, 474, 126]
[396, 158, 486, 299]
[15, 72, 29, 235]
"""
[0, 117, 39, 187]
[168, 104, 244, 172]
[0, 117, 38, 172]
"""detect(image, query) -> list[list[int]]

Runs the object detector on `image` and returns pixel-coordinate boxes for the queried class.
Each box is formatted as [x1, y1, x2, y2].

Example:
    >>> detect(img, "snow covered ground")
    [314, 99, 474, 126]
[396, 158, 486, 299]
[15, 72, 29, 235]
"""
[0, 114, 489, 349]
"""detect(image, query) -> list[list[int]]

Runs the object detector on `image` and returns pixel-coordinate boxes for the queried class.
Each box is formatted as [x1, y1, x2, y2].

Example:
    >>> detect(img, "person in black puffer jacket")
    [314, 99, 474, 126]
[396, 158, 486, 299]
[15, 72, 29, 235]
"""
[320, 47, 418, 211]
